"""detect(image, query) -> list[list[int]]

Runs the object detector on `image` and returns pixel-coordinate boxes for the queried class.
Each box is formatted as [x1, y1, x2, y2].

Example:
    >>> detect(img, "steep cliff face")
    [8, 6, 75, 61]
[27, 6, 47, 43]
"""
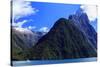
[69, 9, 97, 48]
[31, 18, 97, 60]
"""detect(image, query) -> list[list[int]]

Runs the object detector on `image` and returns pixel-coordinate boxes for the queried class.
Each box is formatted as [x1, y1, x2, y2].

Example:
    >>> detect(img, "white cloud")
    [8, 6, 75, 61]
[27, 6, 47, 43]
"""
[12, 0, 38, 30]
[80, 5, 98, 21]
[13, 0, 39, 20]
[28, 26, 36, 30]
[12, 20, 27, 28]
[39, 27, 49, 32]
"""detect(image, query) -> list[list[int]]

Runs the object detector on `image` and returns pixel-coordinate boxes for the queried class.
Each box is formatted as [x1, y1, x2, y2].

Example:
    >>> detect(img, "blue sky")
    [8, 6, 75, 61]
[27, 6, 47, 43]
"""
[12, 1, 97, 32]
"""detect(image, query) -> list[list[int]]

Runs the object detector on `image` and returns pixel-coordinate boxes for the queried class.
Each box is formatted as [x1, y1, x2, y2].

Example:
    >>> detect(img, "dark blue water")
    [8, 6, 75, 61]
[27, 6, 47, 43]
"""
[12, 57, 97, 66]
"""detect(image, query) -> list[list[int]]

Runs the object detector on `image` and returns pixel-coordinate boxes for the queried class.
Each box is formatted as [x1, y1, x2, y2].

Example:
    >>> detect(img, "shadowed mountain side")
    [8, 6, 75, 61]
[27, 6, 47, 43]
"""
[31, 18, 97, 60]
[69, 10, 97, 49]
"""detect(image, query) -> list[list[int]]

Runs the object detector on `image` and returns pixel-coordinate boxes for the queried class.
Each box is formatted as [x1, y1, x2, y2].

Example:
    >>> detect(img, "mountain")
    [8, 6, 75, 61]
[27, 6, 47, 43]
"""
[11, 27, 44, 60]
[31, 18, 97, 60]
[11, 8, 97, 61]
[69, 8, 97, 48]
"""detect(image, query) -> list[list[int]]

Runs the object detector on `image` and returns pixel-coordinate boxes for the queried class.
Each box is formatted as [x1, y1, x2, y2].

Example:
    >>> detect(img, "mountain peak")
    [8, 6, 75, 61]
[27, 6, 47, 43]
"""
[50, 18, 70, 31]
[68, 8, 97, 49]
[58, 18, 67, 21]
[75, 8, 84, 17]
[54, 18, 68, 25]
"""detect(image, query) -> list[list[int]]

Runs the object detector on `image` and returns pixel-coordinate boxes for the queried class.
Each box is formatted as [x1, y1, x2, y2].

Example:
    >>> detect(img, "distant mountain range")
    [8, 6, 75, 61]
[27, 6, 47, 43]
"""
[11, 8, 97, 61]
[11, 28, 45, 60]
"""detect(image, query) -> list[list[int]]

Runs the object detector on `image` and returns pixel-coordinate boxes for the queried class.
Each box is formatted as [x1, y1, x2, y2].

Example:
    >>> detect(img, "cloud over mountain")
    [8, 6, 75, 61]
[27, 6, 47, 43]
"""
[12, 20, 27, 28]
[80, 5, 97, 21]
[39, 27, 49, 32]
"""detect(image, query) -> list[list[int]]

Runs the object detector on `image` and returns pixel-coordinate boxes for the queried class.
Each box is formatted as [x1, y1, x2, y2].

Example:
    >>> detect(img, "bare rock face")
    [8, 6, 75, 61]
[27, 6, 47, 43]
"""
[69, 8, 97, 48]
